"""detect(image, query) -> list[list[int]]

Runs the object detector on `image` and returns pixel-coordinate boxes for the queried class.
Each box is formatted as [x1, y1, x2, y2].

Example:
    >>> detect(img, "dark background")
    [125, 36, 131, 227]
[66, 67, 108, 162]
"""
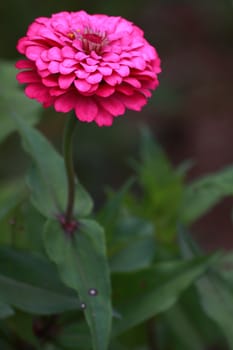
[0, 0, 232, 251]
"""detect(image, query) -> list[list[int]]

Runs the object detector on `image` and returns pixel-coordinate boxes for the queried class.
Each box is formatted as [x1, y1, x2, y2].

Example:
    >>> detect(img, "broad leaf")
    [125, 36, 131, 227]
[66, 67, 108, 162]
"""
[179, 229, 233, 349]
[43, 218, 112, 350]
[218, 252, 233, 284]
[112, 256, 217, 336]
[110, 237, 155, 272]
[182, 165, 233, 223]
[21, 204, 46, 253]
[132, 128, 183, 241]
[108, 216, 155, 272]
[0, 302, 14, 319]
[162, 303, 206, 350]
[0, 197, 25, 247]
[0, 200, 45, 251]
[57, 322, 92, 350]
[172, 286, 222, 347]
[197, 272, 233, 349]
[98, 179, 134, 236]
[0, 247, 80, 314]
[11, 113, 93, 218]
[7, 311, 40, 348]
[0, 180, 25, 221]
[0, 60, 40, 143]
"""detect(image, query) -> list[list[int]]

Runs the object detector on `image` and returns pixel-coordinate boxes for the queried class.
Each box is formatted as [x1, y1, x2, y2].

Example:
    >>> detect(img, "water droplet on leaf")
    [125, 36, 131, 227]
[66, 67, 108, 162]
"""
[88, 288, 98, 296]
[80, 302, 86, 310]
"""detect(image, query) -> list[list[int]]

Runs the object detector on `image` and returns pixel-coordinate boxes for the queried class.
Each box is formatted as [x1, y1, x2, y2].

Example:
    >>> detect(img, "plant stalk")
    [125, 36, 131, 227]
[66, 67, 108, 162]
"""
[63, 115, 77, 224]
[147, 317, 158, 350]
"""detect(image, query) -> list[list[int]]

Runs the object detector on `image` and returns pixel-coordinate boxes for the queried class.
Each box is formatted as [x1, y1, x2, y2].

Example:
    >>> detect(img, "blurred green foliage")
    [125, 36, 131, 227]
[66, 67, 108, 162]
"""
[0, 1, 233, 349]
[1, 111, 233, 349]
[1, 102, 233, 349]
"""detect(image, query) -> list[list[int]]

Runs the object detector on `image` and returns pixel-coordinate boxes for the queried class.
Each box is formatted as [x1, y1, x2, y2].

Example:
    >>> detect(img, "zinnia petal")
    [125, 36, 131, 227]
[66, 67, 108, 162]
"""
[58, 74, 75, 89]
[98, 96, 125, 116]
[16, 10, 161, 127]
[75, 96, 98, 122]
[95, 109, 113, 127]
[54, 92, 78, 112]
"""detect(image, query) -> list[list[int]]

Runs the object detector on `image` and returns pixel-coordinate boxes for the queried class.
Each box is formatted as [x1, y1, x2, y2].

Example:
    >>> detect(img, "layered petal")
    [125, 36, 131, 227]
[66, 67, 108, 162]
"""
[16, 10, 161, 127]
[75, 96, 98, 122]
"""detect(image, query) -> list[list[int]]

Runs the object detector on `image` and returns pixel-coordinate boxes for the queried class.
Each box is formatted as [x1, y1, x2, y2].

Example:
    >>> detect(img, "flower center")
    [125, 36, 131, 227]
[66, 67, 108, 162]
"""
[82, 33, 103, 45]
[68, 27, 108, 54]
[81, 28, 108, 54]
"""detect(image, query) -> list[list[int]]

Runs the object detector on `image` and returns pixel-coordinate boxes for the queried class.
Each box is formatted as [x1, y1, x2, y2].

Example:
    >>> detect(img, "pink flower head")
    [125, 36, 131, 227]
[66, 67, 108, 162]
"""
[16, 11, 161, 126]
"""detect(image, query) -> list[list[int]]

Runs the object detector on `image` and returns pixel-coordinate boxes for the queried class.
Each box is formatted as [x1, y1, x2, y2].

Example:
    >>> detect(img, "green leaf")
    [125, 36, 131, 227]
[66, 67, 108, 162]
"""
[111, 216, 155, 242]
[0, 181, 26, 246]
[0, 180, 25, 221]
[179, 229, 233, 349]
[43, 218, 112, 350]
[218, 252, 233, 285]
[21, 203, 46, 253]
[0, 200, 46, 251]
[57, 322, 92, 350]
[0, 60, 40, 143]
[175, 286, 221, 346]
[133, 128, 183, 241]
[98, 179, 134, 235]
[197, 272, 233, 349]
[12, 113, 93, 218]
[0, 216, 13, 246]
[108, 216, 155, 272]
[0, 202, 26, 248]
[112, 256, 216, 336]
[182, 165, 233, 223]
[162, 303, 206, 350]
[110, 237, 155, 272]
[0, 302, 14, 319]
[0, 247, 80, 314]
[7, 311, 40, 348]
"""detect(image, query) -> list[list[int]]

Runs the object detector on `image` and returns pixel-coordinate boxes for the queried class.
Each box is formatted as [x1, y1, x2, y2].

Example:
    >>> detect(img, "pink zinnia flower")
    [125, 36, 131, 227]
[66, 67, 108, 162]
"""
[16, 11, 161, 126]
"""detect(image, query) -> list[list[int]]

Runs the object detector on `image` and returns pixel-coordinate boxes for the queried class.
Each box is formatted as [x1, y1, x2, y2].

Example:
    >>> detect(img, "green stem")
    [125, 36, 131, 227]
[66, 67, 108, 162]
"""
[147, 317, 158, 350]
[63, 115, 77, 224]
